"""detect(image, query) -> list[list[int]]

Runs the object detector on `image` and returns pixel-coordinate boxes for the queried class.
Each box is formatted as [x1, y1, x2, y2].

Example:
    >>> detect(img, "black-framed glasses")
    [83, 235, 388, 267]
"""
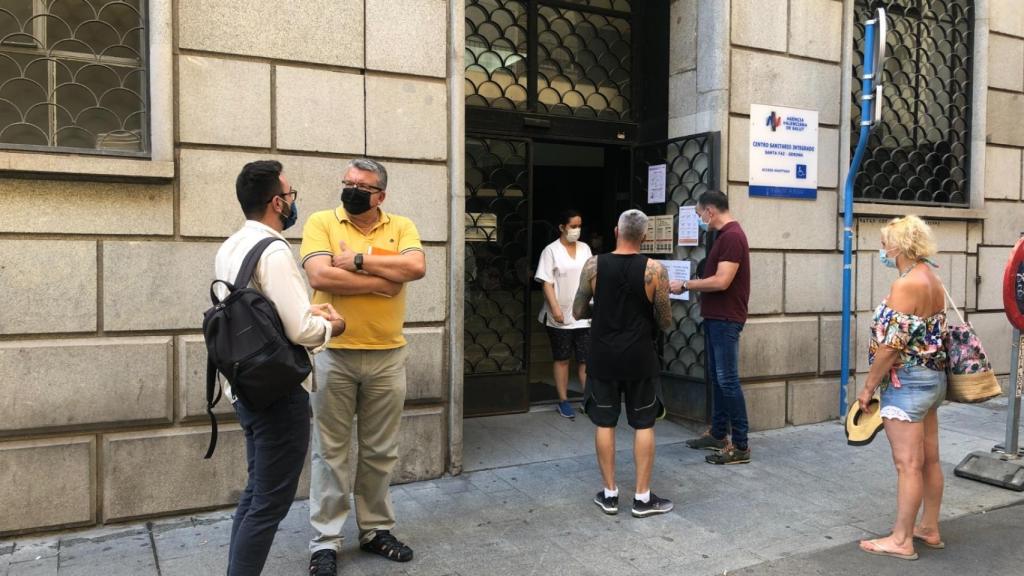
[268, 188, 298, 203]
[342, 180, 384, 194]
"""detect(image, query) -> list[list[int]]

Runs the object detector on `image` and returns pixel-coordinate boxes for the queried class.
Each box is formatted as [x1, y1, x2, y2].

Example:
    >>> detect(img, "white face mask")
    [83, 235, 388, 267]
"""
[565, 227, 581, 243]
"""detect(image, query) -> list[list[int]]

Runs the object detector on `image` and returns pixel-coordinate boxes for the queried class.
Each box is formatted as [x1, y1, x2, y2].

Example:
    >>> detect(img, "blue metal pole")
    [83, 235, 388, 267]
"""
[840, 16, 879, 417]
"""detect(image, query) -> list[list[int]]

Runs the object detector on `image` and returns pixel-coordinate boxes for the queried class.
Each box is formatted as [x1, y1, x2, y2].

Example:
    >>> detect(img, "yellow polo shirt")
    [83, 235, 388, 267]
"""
[300, 207, 422, 349]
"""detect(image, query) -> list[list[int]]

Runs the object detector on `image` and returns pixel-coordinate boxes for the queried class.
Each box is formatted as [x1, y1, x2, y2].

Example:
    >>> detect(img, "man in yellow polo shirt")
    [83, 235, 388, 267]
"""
[300, 158, 425, 575]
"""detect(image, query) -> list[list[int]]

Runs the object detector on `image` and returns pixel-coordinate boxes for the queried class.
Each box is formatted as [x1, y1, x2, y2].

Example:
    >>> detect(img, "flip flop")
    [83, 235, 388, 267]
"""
[859, 539, 919, 561]
[913, 534, 946, 549]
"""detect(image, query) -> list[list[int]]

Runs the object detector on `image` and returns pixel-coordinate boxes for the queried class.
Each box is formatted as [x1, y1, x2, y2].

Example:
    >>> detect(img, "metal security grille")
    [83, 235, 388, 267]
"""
[465, 0, 529, 111]
[0, 0, 149, 156]
[464, 137, 531, 377]
[852, 0, 972, 206]
[632, 134, 716, 379]
[465, 0, 632, 121]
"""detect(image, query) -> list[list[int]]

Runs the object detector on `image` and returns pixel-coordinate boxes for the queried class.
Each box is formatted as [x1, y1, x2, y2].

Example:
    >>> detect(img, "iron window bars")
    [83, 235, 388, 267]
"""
[0, 0, 149, 157]
[851, 0, 973, 207]
[465, 0, 633, 121]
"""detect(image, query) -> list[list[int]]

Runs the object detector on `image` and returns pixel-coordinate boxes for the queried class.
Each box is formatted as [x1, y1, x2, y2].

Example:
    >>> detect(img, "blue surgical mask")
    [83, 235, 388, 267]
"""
[281, 200, 298, 230]
[698, 217, 709, 232]
[878, 248, 897, 269]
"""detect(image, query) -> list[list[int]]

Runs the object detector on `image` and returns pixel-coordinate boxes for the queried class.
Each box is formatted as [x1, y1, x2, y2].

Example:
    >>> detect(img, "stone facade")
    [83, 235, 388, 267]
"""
[667, 0, 1019, 430]
[2, 0, 1021, 537]
[0, 0, 454, 536]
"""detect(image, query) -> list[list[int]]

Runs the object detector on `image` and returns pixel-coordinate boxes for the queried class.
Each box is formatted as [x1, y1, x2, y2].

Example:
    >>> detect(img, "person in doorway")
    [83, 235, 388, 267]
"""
[856, 215, 948, 561]
[301, 158, 426, 575]
[216, 160, 345, 576]
[535, 208, 593, 419]
[670, 190, 752, 465]
[573, 209, 675, 518]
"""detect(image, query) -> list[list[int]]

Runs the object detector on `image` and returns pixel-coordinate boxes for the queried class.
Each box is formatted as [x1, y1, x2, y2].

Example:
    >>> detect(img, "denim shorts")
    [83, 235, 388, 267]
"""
[879, 365, 947, 423]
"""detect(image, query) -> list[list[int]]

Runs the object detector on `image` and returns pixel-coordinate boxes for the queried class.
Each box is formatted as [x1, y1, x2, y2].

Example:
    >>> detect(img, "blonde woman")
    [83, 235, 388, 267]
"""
[857, 215, 948, 561]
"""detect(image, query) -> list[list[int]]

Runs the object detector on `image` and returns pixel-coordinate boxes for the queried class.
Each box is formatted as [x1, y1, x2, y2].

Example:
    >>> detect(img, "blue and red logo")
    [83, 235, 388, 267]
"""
[766, 111, 783, 131]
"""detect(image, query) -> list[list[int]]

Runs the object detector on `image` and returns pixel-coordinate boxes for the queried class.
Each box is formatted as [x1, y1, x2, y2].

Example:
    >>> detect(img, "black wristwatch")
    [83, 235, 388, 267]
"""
[354, 253, 364, 272]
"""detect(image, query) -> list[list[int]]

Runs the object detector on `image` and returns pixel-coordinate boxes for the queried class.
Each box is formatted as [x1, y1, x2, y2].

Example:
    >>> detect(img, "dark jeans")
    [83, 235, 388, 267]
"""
[705, 319, 749, 449]
[227, 387, 310, 576]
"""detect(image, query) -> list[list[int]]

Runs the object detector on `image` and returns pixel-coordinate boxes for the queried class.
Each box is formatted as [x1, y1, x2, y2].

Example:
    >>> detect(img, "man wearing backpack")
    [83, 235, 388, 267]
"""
[214, 160, 345, 576]
[301, 158, 426, 575]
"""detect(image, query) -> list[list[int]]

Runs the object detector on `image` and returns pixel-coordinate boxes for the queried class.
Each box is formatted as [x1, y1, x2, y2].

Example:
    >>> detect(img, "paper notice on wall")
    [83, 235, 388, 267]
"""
[657, 259, 691, 301]
[647, 163, 667, 203]
[677, 206, 699, 246]
[640, 214, 675, 254]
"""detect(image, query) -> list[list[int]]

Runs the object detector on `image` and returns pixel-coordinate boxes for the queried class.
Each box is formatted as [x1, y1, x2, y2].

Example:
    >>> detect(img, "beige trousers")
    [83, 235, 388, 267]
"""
[308, 346, 407, 551]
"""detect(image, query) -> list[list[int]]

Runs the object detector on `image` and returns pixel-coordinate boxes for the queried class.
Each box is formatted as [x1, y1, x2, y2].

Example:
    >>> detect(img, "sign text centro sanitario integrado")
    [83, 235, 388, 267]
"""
[749, 104, 819, 200]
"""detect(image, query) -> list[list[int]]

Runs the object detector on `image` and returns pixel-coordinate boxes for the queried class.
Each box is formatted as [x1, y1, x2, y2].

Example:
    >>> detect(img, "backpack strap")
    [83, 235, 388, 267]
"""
[203, 356, 223, 459]
[234, 237, 286, 289]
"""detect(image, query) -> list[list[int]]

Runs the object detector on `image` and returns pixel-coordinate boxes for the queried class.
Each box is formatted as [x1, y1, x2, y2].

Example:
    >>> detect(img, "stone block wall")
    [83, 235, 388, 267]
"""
[668, 0, 1017, 431]
[0, 0, 453, 536]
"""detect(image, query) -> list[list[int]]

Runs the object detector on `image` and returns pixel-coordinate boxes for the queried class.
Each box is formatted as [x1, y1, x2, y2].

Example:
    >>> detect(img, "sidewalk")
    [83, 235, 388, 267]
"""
[3, 400, 1022, 576]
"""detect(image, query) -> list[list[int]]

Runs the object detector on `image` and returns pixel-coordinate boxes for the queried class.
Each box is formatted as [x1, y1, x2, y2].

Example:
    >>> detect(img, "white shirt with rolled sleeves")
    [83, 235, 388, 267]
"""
[534, 239, 592, 329]
[213, 220, 331, 401]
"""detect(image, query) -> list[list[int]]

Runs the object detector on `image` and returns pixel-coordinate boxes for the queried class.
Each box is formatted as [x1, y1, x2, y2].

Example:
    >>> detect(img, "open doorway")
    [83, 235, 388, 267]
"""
[527, 141, 628, 407]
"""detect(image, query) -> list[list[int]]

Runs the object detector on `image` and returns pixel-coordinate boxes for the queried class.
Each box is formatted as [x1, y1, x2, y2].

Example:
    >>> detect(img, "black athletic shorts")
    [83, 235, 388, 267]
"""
[545, 326, 590, 363]
[583, 376, 664, 430]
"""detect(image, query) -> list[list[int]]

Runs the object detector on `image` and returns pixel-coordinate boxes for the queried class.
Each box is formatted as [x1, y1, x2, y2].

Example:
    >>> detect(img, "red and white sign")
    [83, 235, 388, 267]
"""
[1002, 237, 1024, 331]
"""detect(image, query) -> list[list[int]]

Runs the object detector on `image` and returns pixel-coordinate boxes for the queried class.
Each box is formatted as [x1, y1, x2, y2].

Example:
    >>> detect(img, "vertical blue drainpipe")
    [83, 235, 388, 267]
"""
[840, 12, 881, 417]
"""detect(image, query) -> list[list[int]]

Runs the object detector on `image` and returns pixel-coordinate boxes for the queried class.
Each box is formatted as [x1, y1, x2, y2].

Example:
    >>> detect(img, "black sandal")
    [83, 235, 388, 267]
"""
[360, 530, 413, 562]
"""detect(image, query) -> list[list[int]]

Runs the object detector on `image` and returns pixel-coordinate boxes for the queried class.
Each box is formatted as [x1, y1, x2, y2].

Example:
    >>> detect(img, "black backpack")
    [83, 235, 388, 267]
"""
[202, 237, 312, 458]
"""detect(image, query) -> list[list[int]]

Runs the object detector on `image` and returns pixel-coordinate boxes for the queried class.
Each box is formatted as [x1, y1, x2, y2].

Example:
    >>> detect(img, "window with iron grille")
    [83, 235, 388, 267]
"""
[465, 0, 633, 121]
[0, 1, 149, 157]
[852, 0, 972, 207]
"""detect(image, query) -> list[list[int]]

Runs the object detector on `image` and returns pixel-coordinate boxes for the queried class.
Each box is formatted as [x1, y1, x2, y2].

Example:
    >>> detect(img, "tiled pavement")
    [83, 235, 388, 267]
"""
[3, 400, 1023, 575]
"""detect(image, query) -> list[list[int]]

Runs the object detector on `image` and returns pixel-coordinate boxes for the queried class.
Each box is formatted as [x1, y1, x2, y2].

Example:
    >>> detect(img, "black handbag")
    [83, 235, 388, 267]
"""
[201, 237, 312, 458]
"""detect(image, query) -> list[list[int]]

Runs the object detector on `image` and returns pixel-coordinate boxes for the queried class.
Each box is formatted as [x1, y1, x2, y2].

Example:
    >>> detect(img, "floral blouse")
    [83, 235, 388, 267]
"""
[869, 300, 948, 389]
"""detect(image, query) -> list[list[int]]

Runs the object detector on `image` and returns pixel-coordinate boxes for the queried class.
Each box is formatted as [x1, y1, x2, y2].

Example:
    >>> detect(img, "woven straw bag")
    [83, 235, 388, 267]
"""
[943, 284, 1003, 403]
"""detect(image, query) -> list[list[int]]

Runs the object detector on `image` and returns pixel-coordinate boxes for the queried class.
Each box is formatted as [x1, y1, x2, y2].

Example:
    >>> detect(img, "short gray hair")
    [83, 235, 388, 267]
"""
[345, 158, 388, 190]
[617, 209, 648, 242]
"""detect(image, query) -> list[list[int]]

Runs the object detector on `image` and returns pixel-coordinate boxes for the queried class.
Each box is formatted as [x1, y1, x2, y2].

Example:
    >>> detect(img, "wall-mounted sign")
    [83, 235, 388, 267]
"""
[677, 206, 699, 246]
[641, 214, 675, 254]
[749, 104, 818, 200]
[647, 164, 667, 203]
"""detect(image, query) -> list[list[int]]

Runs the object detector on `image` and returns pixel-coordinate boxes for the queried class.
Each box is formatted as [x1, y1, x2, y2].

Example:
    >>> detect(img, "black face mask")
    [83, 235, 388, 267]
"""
[340, 187, 372, 215]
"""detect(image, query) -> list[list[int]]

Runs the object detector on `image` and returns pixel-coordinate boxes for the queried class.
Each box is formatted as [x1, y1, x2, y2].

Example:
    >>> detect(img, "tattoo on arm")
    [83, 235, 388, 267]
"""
[652, 261, 673, 332]
[572, 256, 597, 320]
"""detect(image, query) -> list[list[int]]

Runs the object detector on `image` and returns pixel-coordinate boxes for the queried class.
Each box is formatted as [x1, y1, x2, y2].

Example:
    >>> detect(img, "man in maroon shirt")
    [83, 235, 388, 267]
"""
[671, 190, 751, 464]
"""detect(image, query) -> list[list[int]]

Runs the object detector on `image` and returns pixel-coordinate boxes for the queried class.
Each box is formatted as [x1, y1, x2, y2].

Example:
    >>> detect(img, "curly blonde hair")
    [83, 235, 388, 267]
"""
[880, 215, 937, 261]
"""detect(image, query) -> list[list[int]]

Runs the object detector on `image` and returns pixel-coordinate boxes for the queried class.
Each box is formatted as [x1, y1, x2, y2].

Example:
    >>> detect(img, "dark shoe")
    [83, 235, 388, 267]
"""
[360, 530, 413, 562]
[705, 444, 751, 465]
[593, 490, 619, 515]
[309, 549, 337, 576]
[557, 400, 576, 419]
[685, 432, 728, 451]
[631, 493, 674, 518]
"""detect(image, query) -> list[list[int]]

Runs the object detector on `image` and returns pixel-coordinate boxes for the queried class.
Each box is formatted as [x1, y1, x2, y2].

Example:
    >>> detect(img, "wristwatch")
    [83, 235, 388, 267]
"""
[682, 280, 689, 292]
[354, 253, 364, 272]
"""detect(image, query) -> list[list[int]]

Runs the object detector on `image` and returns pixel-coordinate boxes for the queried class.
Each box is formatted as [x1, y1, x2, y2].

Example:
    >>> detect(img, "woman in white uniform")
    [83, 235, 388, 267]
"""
[535, 209, 593, 419]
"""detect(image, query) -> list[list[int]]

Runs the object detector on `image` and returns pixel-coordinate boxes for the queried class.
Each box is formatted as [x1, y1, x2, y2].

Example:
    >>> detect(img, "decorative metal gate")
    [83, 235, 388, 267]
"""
[631, 133, 719, 422]
[463, 136, 532, 416]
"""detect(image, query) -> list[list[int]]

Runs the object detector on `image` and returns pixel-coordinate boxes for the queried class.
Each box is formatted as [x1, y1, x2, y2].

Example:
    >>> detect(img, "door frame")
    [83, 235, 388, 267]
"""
[463, 134, 535, 417]
[628, 133, 721, 425]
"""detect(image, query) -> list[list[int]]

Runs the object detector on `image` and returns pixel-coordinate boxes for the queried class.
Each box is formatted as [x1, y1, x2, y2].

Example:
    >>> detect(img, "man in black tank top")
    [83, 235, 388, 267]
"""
[572, 209, 675, 518]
